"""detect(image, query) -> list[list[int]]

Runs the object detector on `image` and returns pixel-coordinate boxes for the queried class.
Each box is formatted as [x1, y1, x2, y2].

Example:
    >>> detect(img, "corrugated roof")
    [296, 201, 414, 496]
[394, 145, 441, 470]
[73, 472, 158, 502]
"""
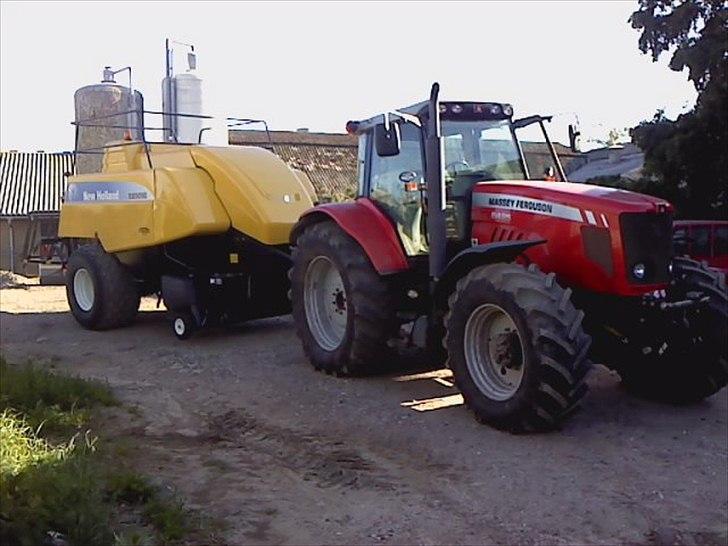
[0, 151, 75, 217]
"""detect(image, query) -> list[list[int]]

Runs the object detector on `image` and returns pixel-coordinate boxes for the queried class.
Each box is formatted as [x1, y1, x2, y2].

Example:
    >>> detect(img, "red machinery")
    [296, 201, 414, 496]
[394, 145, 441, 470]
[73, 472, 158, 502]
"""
[289, 84, 727, 432]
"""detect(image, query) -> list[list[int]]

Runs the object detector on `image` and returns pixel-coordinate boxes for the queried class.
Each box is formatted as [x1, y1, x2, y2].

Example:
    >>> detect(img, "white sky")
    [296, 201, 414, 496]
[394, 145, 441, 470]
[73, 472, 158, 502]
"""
[1, 1, 697, 152]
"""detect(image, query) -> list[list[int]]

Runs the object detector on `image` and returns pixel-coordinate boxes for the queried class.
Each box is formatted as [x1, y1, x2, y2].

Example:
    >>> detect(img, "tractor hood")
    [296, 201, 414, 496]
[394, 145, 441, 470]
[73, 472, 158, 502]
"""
[472, 180, 673, 216]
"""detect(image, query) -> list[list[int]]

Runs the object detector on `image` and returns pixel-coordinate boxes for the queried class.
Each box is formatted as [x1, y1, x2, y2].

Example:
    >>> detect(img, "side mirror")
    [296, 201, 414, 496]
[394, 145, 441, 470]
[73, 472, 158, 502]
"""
[568, 124, 581, 153]
[187, 52, 197, 71]
[375, 122, 401, 157]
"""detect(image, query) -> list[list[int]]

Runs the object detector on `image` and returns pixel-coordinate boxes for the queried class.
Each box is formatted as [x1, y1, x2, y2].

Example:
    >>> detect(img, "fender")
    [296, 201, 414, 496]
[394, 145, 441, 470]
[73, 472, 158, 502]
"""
[290, 198, 410, 274]
[435, 239, 546, 303]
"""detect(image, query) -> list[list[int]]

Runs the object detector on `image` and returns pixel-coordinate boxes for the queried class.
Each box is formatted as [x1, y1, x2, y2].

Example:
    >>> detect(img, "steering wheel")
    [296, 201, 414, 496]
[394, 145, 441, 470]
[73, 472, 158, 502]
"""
[446, 160, 470, 176]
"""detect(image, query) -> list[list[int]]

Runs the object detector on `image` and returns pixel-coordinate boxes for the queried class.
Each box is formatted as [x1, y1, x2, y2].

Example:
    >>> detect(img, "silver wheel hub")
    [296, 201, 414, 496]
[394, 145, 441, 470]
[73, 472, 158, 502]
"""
[463, 303, 525, 401]
[304, 256, 348, 351]
[73, 268, 95, 312]
[174, 318, 186, 335]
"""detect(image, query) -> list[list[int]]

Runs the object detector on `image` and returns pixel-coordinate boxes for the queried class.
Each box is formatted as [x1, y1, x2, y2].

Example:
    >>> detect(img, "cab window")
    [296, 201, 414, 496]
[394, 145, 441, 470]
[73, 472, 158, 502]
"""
[692, 226, 711, 257]
[369, 122, 426, 255]
[714, 225, 727, 256]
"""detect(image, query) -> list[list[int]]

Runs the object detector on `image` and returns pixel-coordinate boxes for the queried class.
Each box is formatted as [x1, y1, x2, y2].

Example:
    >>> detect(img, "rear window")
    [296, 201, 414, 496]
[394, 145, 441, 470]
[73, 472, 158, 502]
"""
[715, 226, 728, 256]
[692, 226, 711, 256]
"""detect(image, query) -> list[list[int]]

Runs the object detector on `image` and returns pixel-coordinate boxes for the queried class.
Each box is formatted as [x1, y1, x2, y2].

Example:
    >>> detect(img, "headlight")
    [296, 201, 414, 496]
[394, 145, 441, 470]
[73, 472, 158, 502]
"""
[633, 263, 646, 279]
[502, 104, 513, 117]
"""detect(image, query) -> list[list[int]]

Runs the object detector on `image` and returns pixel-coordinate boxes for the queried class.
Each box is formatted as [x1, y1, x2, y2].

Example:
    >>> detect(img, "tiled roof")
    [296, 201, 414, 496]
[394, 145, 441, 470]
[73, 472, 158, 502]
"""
[229, 131, 584, 197]
[0, 151, 75, 217]
[230, 130, 357, 148]
[230, 130, 358, 198]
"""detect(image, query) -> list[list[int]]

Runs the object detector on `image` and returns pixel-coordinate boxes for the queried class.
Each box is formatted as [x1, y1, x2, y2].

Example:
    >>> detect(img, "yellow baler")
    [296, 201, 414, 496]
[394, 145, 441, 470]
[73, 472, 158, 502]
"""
[60, 142, 315, 338]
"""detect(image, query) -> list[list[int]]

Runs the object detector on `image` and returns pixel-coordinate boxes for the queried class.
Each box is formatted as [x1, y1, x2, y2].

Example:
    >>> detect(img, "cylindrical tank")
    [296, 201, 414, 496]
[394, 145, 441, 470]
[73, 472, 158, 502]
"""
[74, 83, 144, 174]
[170, 72, 203, 144]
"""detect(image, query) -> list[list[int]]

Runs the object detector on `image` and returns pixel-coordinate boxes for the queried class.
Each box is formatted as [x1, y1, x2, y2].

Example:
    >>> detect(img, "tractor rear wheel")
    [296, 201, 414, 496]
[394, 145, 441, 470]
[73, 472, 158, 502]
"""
[444, 263, 591, 432]
[66, 243, 140, 330]
[619, 257, 727, 403]
[290, 221, 398, 375]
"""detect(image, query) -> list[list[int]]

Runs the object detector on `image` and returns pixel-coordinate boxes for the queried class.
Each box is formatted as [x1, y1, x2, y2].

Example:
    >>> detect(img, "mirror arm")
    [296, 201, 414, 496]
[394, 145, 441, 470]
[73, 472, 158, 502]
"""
[538, 119, 568, 182]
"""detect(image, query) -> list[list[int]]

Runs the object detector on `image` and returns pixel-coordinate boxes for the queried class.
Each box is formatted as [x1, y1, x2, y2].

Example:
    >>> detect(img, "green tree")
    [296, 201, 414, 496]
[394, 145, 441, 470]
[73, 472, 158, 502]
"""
[628, 0, 727, 219]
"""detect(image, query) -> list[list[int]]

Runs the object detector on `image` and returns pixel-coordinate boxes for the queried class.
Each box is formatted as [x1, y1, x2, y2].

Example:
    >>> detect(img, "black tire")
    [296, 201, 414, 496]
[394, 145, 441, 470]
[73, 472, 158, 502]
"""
[290, 221, 398, 375]
[171, 312, 195, 340]
[65, 243, 140, 330]
[444, 263, 592, 432]
[619, 257, 728, 403]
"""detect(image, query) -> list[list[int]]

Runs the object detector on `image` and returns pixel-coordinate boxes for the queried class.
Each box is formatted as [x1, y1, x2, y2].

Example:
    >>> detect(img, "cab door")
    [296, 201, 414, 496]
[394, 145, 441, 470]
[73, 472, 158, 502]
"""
[366, 122, 427, 256]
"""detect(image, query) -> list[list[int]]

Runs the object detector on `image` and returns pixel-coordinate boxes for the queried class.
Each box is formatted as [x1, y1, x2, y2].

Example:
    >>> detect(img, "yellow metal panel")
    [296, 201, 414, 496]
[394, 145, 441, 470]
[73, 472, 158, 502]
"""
[292, 168, 319, 204]
[59, 143, 312, 251]
[59, 170, 156, 252]
[153, 167, 230, 244]
[190, 146, 314, 245]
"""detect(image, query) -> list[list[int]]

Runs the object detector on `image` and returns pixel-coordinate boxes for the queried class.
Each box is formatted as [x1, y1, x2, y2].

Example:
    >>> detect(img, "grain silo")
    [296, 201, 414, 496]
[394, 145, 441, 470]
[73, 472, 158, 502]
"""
[74, 66, 144, 174]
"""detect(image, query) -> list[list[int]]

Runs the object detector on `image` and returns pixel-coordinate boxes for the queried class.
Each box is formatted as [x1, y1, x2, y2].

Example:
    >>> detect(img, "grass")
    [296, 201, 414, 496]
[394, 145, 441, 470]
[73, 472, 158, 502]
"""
[0, 356, 203, 545]
[0, 356, 116, 434]
[0, 412, 113, 546]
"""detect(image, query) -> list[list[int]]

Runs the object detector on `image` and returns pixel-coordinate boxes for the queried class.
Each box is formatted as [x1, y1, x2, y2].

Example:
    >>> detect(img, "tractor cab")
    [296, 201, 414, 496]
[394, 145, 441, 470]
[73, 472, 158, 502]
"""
[346, 95, 570, 262]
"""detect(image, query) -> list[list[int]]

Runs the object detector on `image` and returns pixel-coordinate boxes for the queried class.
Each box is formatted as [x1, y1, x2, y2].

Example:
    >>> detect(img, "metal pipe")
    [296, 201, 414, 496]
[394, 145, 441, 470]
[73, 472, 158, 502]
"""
[539, 119, 568, 182]
[8, 219, 15, 273]
[424, 82, 447, 281]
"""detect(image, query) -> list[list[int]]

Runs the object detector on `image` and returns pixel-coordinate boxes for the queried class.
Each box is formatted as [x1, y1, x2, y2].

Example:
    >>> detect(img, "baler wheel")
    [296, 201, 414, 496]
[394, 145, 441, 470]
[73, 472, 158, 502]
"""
[444, 263, 592, 432]
[171, 311, 196, 341]
[619, 257, 728, 403]
[66, 243, 140, 330]
[290, 221, 398, 375]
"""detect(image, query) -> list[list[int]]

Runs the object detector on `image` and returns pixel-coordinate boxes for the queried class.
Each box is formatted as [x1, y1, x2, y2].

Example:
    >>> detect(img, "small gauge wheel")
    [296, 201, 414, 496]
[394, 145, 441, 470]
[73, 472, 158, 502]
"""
[172, 312, 196, 340]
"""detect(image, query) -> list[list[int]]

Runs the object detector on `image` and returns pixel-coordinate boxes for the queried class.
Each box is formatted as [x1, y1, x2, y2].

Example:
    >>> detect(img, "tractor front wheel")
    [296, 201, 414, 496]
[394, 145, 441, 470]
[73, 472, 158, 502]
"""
[444, 263, 591, 432]
[290, 221, 398, 375]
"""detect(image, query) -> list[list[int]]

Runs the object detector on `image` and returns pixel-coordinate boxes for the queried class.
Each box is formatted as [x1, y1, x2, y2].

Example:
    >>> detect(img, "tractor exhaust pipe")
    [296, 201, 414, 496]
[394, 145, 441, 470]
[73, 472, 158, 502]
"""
[424, 82, 448, 281]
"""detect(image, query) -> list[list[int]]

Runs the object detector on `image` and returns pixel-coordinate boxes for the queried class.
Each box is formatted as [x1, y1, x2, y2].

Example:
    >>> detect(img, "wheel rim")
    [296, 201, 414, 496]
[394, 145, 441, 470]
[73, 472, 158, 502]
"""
[174, 318, 186, 336]
[73, 268, 95, 312]
[463, 303, 525, 401]
[304, 256, 348, 351]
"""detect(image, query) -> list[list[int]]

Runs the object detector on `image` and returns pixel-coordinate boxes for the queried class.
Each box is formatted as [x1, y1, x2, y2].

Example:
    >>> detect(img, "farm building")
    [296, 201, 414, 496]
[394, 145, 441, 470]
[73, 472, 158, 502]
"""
[0, 151, 74, 277]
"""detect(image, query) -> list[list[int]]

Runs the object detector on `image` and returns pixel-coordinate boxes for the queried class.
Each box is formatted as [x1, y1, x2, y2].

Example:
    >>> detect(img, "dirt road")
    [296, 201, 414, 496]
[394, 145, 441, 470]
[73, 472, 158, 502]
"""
[1, 285, 726, 545]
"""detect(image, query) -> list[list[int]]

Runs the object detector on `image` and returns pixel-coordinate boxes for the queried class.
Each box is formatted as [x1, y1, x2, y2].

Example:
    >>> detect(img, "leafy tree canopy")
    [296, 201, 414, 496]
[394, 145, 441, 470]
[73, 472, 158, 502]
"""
[627, 0, 727, 219]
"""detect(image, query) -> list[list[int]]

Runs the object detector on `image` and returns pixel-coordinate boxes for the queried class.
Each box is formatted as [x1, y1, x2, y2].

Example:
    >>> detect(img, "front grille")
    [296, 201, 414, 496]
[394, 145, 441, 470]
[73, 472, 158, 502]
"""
[620, 212, 673, 284]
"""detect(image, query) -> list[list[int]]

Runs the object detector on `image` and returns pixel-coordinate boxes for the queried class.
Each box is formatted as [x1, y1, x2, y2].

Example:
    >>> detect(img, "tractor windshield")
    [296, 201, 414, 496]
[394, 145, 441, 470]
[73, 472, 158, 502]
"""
[442, 119, 525, 182]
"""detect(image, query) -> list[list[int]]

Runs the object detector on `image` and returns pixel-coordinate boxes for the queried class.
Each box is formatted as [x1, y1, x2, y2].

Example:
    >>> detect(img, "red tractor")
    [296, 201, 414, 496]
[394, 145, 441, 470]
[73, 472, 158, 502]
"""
[289, 84, 727, 432]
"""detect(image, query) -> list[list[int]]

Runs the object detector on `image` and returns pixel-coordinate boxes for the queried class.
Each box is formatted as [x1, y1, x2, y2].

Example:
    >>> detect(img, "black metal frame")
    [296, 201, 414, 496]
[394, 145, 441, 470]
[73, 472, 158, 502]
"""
[72, 110, 274, 170]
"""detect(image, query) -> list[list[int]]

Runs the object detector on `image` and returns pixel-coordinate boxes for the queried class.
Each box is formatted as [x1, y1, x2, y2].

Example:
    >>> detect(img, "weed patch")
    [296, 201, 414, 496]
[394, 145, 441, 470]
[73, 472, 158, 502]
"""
[0, 356, 116, 434]
[0, 357, 212, 545]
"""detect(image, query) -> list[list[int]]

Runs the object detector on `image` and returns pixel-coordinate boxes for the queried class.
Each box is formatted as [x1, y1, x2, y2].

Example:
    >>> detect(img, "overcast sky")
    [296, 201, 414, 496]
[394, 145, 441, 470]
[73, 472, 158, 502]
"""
[1, 1, 697, 152]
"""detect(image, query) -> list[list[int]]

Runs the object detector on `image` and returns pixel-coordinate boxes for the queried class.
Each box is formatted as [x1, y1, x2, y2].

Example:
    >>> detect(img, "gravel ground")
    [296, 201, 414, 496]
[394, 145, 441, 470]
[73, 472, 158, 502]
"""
[1, 285, 726, 545]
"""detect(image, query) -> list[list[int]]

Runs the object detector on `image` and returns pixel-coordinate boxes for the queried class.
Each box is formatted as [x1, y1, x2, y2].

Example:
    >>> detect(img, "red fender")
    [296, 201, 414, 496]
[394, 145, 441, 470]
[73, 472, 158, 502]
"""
[291, 198, 409, 275]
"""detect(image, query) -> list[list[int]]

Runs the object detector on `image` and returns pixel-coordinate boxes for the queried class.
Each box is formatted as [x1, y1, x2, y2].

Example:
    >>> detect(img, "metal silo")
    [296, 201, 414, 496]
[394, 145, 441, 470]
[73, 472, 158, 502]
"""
[162, 40, 203, 144]
[74, 67, 144, 174]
